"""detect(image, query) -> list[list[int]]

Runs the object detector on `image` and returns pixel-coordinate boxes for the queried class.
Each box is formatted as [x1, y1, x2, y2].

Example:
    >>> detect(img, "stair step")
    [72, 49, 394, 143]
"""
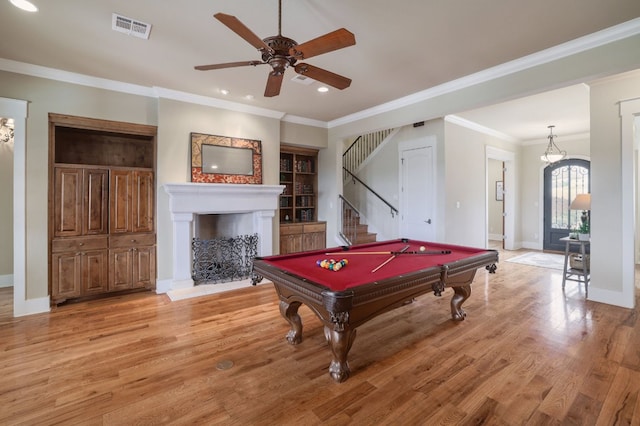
[355, 233, 377, 244]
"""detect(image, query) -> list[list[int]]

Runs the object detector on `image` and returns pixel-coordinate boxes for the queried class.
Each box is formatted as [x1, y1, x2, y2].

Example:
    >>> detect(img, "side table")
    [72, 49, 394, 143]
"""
[560, 236, 590, 297]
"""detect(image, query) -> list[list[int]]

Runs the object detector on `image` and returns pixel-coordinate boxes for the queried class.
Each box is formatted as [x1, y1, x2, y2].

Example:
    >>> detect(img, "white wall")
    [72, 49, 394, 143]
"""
[589, 70, 640, 308]
[155, 98, 282, 283]
[0, 71, 157, 301]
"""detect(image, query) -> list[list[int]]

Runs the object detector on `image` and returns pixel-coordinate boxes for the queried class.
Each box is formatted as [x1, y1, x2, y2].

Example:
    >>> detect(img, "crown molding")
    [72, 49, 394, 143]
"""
[153, 87, 285, 120]
[1, 18, 639, 130]
[0, 58, 156, 98]
[328, 17, 640, 129]
[0, 58, 286, 121]
[445, 115, 519, 143]
[281, 114, 328, 128]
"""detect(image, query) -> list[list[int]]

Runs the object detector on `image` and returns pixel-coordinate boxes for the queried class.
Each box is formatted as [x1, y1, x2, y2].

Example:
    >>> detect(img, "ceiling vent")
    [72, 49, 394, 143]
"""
[112, 13, 152, 39]
[291, 74, 315, 85]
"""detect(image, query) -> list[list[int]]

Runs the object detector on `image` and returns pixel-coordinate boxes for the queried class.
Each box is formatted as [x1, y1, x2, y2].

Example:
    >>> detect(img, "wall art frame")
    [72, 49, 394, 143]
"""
[190, 132, 262, 184]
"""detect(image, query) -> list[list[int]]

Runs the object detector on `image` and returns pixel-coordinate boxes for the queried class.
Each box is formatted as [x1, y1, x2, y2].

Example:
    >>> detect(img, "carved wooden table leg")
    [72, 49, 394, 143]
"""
[450, 284, 470, 321]
[324, 325, 357, 383]
[279, 300, 303, 344]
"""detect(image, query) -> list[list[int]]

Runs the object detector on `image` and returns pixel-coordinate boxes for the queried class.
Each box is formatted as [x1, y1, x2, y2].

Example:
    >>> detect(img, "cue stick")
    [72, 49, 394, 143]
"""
[326, 250, 451, 255]
[371, 245, 410, 273]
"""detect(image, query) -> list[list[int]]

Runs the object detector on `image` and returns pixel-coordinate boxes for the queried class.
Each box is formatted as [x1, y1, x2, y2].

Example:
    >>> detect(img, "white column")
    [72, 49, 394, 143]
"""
[254, 210, 275, 256]
[171, 212, 195, 289]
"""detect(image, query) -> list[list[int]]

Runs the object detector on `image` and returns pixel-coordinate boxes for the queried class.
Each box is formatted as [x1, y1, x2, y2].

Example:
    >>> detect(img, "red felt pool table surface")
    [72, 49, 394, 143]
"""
[258, 238, 488, 291]
[252, 238, 498, 382]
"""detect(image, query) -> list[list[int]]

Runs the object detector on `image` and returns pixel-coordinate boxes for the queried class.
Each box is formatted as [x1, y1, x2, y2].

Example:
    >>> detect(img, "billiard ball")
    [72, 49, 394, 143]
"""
[419, 246, 426, 252]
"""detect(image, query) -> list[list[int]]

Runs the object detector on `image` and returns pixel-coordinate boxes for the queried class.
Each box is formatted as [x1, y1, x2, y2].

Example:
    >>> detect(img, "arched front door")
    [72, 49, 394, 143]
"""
[543, 159, 590, 252]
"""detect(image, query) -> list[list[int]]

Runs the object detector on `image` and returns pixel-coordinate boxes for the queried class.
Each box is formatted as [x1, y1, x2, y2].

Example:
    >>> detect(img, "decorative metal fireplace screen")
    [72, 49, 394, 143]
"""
[192, 234, 259, 284]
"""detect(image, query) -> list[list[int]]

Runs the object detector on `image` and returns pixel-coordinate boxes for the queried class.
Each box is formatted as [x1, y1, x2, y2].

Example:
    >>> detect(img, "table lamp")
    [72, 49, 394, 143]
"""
[570, 193, 591, 229]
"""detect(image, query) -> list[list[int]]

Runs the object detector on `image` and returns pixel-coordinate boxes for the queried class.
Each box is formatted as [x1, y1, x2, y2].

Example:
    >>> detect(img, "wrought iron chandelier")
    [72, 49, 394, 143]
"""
[540, 125, 566, 163]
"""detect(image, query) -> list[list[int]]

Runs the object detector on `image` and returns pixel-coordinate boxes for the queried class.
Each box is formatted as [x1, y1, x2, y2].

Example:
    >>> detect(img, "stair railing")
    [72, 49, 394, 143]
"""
[343, 167, 399, 218]
[339, 195, 358, 245]
[342, 128, 393, 182]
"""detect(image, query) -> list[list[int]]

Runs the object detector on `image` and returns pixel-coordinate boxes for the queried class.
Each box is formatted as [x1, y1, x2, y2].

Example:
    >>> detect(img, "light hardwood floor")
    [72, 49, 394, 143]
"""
[1, 248, 639, 425]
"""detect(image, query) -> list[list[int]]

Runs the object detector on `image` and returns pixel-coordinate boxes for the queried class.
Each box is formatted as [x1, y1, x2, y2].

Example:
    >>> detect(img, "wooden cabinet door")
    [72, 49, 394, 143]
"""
[110, 170, 132, 234]
[280, 233, 303, 254]
[82, 250, 108, 295]
[132, 170, 154, 233]
[54, 168, 83, 237]
[303, 232, 326, 251]
[109, 248, 133, 291]
[132, 246, 156, 288]
[110, 170, 154, 234]
[83, 169, 109, 235]
[51, 251, 82, 299]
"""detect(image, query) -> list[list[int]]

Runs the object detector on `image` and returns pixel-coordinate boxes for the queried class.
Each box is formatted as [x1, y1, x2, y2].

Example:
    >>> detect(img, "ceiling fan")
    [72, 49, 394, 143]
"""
[195, 0, 356, 97]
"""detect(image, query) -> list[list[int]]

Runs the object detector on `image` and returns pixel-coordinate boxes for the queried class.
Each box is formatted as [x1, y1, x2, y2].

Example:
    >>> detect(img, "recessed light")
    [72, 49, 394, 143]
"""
[317, 86, 329, 93]
[245, 95, 254, 100]
[10, 0, 38, 12]
[220, 89, 229, 95]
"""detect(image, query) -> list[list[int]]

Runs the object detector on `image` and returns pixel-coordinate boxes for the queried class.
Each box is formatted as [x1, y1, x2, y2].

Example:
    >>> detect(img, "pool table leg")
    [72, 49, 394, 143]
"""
[279, 300, 303, 344]
[450, 284, 470, 321]
[324, 326, 357, 383]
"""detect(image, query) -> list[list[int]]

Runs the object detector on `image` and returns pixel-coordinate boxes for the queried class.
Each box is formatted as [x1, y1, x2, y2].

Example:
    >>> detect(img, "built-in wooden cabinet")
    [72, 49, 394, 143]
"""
[48, 114, 157, 305]
[53, 167, 108, 237]
[51, 236, 109, 299]
[279, 145, 326, 254]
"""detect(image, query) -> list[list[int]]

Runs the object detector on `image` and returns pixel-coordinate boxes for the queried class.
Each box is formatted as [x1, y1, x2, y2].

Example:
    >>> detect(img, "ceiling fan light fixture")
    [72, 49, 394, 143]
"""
[195, 2, 355, 98]
[10, 0, 38, 12]
[317, 86, 329, 93]
[540, 125, 566, 164]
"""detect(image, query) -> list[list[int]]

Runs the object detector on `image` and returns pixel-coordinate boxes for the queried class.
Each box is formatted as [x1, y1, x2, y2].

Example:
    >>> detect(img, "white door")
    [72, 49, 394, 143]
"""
[400, 143, 435, 240]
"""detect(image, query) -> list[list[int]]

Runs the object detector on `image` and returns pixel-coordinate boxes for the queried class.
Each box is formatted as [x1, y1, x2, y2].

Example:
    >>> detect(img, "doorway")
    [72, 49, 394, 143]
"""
[542, 158, 590, 252]
[0, 117, 14, 288]
[0, 97, 30, 316]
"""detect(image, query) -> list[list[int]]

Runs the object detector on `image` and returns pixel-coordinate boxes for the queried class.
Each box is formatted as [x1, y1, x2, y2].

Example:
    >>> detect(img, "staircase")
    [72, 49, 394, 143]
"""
[340, 128, 399, 245]
[341, 198, 377, 245]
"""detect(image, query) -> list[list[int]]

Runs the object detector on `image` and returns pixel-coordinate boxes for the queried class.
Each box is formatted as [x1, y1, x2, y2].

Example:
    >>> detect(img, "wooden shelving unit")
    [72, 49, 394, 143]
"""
[279, 145, 325, 254]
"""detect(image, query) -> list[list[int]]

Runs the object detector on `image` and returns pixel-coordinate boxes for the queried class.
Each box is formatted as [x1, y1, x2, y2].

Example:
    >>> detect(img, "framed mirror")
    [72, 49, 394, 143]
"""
[191, 133, 262, 184]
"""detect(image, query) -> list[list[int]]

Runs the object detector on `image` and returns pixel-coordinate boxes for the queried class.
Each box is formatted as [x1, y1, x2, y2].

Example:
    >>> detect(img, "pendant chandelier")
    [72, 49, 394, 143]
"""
[540, 125, 566, 164]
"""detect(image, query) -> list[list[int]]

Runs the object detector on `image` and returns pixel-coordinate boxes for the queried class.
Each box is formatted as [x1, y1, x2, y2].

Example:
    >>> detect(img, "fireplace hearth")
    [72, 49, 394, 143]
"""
[160, 183, 284, 296]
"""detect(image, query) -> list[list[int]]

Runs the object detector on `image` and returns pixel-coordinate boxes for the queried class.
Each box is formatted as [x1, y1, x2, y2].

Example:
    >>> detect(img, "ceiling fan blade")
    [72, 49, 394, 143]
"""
[289, 28, 355, 60]
[214, 13, 273, 53]
[264, 72, 284, 97]
[195, 60, 264, 71]
[294, 63, 351, 90]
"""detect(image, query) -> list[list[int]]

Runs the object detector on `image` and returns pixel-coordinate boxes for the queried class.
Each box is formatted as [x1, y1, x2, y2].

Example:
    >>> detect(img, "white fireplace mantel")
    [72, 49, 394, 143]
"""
[160, 183, 284, 294]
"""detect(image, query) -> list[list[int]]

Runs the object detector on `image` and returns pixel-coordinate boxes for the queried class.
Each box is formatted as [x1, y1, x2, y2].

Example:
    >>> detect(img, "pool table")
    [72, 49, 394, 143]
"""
[251, 238, 498, 383]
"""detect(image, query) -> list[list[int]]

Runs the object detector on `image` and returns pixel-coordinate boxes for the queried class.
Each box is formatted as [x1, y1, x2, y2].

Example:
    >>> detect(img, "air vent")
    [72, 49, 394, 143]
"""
[291, 74, 315, 85]
[112, 13, 152, 39]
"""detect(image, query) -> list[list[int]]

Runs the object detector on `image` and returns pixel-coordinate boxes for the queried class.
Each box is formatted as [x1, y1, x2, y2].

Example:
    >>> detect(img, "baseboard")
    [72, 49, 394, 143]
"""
[155, 278, 173, 294]
[520, 240, 542, 251]
[13, 296, 51, 317]
[0, 274, 13, 287]
[588, 286, 635, 309]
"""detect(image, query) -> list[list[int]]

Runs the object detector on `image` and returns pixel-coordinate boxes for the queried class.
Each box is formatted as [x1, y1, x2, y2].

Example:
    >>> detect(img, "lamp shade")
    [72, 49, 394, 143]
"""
[570, 193, 591, 210]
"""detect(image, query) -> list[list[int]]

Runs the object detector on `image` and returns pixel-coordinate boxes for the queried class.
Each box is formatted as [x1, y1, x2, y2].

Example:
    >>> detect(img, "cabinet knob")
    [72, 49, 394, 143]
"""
[131, 239, 136, 243]
[79, 242, 84, 246]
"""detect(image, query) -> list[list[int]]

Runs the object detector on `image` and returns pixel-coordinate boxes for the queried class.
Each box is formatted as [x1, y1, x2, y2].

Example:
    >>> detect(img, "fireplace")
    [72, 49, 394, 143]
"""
[161, 183, 284, 297]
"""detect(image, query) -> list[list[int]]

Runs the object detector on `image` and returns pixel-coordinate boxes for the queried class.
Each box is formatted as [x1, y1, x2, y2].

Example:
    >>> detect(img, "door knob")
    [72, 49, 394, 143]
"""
[425, 219, 432, 224]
